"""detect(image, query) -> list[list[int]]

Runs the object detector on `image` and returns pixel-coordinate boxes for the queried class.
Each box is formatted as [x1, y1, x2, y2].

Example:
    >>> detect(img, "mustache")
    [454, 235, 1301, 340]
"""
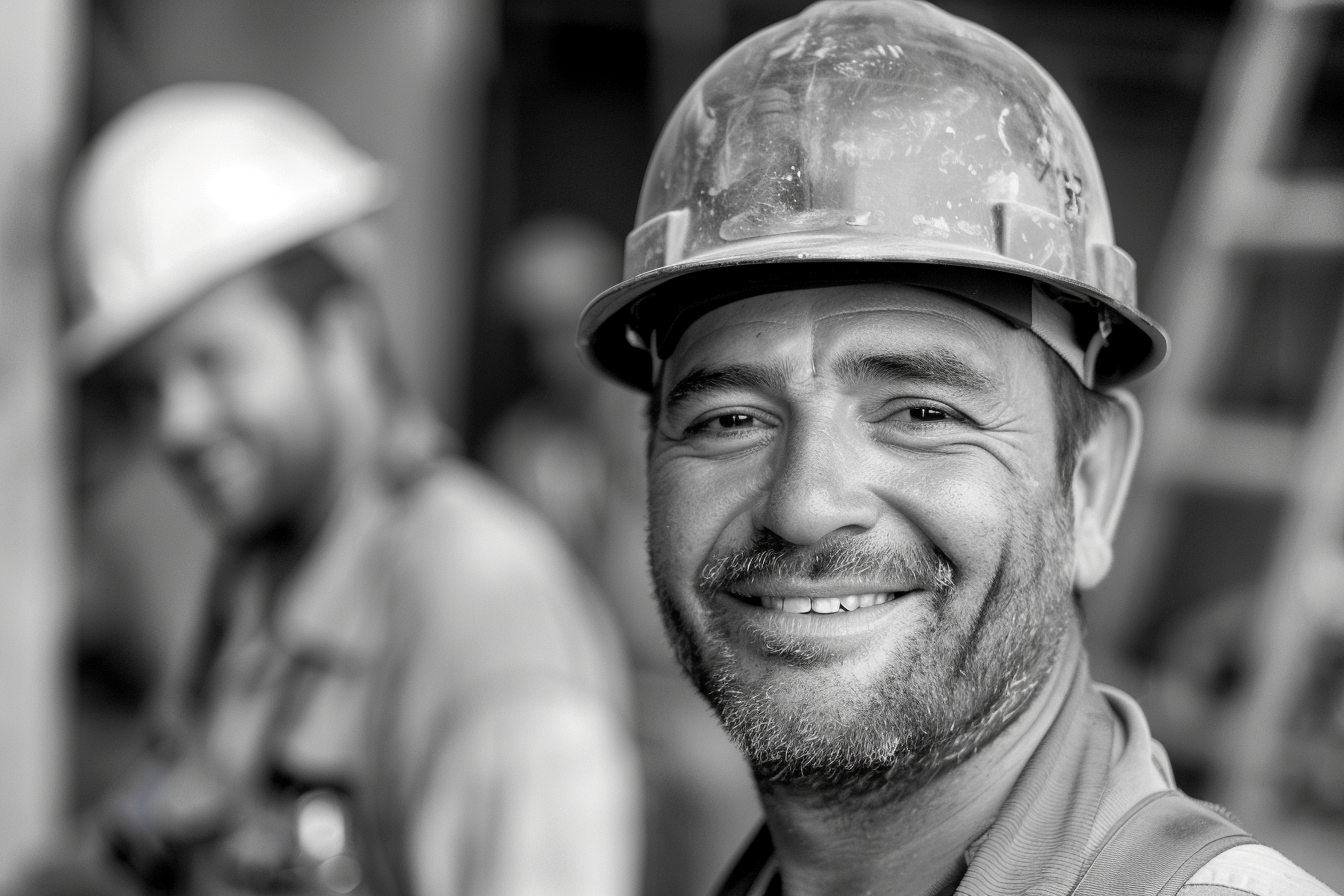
[698, 530, 956, 595]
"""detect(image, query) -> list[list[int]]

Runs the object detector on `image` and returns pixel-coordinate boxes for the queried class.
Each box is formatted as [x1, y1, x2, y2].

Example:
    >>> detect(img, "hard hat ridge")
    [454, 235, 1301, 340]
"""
[63, 82, 394, 374]
[579, 0, 1169, 392]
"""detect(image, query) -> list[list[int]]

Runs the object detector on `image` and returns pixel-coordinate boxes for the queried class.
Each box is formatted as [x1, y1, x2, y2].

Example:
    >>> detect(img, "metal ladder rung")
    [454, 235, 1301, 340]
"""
[1231, 178, 1344, 249]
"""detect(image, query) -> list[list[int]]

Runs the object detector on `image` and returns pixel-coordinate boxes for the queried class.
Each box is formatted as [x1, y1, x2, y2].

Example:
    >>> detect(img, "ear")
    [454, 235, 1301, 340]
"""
[1072, 388, 1142, 592]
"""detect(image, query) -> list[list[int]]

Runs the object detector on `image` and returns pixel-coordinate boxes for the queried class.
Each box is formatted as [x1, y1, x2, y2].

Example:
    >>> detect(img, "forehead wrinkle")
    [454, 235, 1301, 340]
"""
[833, 348, 999, 396]
[664, 360, 795, 410]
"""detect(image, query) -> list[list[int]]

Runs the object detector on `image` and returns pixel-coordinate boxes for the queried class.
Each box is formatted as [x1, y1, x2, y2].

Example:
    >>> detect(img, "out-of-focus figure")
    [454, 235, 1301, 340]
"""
[20, 83, 641, 896]
[484, 216, 758, 896]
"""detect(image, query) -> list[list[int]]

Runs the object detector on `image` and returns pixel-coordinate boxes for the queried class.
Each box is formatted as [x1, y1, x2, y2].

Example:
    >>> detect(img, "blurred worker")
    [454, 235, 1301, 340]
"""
[24, 82, 640, 896]
[576, 2, 1339, 894]
[483, 216, 758, 896]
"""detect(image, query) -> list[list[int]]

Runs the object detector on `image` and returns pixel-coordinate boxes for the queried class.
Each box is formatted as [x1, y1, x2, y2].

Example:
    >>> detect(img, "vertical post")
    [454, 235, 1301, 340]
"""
[0, 0, 77, 877]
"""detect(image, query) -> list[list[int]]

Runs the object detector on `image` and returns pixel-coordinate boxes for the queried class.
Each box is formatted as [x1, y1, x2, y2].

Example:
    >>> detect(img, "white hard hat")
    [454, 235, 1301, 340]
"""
[63, 81, 394, 373]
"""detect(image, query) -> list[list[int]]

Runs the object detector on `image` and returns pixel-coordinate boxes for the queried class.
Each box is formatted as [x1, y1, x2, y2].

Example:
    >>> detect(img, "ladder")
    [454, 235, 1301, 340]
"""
[1094, 0, 1344, 822]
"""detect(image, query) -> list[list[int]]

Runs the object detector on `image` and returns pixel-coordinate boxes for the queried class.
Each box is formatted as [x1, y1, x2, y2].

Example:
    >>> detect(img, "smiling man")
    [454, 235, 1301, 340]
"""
[578, 2, 1337, 894]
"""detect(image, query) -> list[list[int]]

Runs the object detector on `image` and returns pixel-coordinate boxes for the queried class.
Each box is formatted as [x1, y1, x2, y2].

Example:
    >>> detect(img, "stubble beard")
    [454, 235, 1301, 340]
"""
[649, 499, 1076, 808]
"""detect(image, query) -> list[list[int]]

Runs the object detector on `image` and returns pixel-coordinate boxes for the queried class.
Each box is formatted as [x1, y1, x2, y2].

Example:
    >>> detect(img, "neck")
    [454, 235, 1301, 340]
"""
[763, 629, 1083, 896]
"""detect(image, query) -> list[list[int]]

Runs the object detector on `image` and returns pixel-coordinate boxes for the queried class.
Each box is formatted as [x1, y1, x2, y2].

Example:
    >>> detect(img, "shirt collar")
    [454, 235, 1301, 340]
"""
[268, 472, 396, 666]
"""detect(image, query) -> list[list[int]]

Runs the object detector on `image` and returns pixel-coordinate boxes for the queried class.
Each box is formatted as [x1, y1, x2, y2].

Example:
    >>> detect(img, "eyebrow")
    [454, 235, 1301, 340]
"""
[833, 349, 998, 395]
[663, 347, 1000, 419]
[664, 363, 793, 414]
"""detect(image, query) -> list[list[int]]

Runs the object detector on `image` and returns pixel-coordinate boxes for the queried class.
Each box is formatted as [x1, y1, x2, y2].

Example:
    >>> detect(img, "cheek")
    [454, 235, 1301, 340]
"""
[647, 454, 762, 586]
[647, 459, 711, 584]
[874, 452, 1044, 585]
[225, 359, 328, 454]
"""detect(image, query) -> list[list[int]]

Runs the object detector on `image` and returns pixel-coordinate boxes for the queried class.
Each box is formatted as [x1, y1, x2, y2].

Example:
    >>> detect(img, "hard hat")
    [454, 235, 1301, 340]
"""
[578, 0, 1169, 391]
[63, 82, 394, 373]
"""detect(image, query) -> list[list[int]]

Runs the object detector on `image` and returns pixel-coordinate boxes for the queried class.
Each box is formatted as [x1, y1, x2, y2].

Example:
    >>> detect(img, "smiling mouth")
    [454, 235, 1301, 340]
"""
[732, 592, 904, 614]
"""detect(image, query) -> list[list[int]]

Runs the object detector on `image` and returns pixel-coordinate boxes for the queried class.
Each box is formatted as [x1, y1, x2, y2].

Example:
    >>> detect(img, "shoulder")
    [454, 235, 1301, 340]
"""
[396, 455, 573, 553]
[388, 456, 594, 605]
[1180, 844, 1340, 896]
[382, 457, 630, 701]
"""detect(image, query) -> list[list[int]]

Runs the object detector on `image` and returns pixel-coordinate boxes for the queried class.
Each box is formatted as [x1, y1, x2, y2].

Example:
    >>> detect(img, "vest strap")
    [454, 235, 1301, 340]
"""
[1070, 790, 1257, 896]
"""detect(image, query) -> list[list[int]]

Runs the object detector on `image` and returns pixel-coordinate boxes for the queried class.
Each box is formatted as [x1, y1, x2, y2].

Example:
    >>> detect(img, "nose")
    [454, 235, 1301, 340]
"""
[155, 366, 219, 454]
[754, 414, 880, 546]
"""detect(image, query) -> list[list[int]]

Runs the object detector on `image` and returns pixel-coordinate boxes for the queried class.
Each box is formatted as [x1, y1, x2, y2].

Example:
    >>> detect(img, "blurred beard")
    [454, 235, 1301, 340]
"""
[649, 501, 1076, 808]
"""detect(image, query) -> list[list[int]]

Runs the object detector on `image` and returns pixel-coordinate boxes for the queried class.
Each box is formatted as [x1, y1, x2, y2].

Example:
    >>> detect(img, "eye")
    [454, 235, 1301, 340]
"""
[688, 411, 766, 435]
[875, 400, 966, 431]
[712, 413, 756, 430]
[677, 408, 776, 447]
[109, 369, 160, 414]
[194, 345, 234, 376]
[907, 406, 949, 422]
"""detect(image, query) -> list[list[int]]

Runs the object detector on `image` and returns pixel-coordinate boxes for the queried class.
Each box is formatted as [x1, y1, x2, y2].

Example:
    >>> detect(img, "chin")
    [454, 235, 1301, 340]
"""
[661, 581, 1069, 804]
[206, 507, 269, 541]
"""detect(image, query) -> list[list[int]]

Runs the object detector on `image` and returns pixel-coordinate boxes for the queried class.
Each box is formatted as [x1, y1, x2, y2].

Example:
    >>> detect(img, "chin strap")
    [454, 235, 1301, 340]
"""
[1029, 286, 1110, 390]
[1083, 311, 1113, 391]
[648, 329, 664, 387]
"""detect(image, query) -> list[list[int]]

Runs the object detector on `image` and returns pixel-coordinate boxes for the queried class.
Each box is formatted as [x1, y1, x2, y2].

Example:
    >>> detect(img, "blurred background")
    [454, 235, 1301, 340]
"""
[3, 0, 1344, 891]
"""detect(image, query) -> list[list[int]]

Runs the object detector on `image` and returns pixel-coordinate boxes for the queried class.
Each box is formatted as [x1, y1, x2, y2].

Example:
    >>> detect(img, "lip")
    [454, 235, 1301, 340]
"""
[714, 586, 929, 642]
[182, 459, 236, 497]
[185, 439, 250, 483]
[728, 582, 916, 601]
[729, 588, 904, 613]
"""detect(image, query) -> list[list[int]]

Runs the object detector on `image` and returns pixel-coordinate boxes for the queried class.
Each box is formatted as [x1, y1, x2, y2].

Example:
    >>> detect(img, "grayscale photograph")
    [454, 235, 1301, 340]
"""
[0, 0, 1340, 894]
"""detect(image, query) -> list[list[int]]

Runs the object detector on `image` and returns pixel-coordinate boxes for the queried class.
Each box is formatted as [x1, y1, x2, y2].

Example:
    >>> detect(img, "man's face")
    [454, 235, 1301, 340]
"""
[647, 283, 1079, 802]
[117, 269, 338, 539]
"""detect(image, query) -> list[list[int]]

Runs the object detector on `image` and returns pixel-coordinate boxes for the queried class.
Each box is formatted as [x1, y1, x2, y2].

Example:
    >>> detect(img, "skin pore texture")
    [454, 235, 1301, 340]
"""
[116, 268, 383, 550]
[646, 283, 1139, 896]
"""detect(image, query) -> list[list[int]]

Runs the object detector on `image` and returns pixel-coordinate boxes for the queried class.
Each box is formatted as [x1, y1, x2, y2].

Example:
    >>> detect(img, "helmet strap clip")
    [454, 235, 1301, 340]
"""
[648, 329, 664, 387]
[1083, 309, 1113, 390]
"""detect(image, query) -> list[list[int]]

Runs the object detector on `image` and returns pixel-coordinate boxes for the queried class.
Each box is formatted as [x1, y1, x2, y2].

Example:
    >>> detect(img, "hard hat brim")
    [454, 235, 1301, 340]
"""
[577, 233, 1170, 392]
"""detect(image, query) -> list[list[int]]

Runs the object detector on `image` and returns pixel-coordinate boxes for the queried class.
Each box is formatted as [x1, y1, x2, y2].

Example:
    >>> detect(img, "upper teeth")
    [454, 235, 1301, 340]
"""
[760, 593, 894, 613]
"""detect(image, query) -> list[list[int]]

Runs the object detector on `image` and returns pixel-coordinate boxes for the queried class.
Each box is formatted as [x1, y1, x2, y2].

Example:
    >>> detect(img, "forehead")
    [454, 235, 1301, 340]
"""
[665, 282, 1042, 383]
[120, 268, 298, 368]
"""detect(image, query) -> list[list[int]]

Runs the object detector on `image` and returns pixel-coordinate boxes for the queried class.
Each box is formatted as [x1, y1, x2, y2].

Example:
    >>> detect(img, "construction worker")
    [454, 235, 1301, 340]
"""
[29, 82, 640, 896]
[577, 2, 1339, 894]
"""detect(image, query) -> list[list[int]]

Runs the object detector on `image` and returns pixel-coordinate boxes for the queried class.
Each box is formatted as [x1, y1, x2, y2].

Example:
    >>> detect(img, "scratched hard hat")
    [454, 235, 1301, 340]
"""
[579, 0, 1169, 391]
